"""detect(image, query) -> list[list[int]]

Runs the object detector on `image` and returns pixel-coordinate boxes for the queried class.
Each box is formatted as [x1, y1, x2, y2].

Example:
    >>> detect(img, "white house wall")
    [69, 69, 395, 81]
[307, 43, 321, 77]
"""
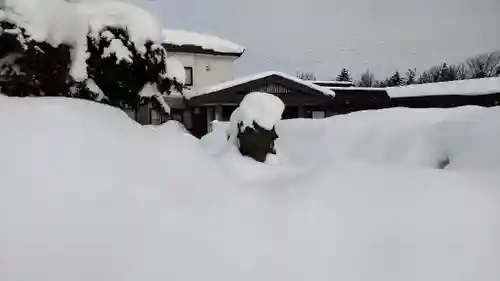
[168, 53, 195, 73]
[167, 52, 236, 96]
[193, 55, 235, 89]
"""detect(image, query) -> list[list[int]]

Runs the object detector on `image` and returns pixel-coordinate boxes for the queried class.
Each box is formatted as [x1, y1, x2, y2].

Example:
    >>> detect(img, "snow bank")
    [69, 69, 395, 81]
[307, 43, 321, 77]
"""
[188, 71, 336, 99]
[162, 29, 245, 55]
[1, 96, 500, 281]
[387, 77, 500, 98]
[205, 106, 500, 171]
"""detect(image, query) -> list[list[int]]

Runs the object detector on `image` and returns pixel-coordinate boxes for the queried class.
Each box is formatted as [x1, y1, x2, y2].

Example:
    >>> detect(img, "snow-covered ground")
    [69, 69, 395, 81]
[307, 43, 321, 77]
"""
[1, 96, 500, 281]
[206, 106, 500, 171]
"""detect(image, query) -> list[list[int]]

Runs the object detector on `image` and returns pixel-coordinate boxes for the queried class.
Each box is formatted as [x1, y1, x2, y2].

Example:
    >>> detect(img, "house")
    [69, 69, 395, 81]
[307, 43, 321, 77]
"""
[182, 75, 500, 138]
[184, 71, 391, 138]
[387, 77, 500, 108]
[133, 29, 245, 125]
[132, 29, 500, 139]
[131, 29, 392, 137]
[162, 29, 245, 92]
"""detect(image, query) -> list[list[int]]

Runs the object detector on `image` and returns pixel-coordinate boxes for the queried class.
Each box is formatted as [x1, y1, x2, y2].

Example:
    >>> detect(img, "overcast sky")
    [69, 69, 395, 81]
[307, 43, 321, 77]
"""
[138, 0, 499, 80]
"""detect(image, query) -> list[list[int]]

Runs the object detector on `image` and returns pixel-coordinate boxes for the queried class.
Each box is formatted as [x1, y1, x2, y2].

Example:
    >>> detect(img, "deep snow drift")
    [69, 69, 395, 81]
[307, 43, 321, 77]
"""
[1, 96, 500, 281]
[205, 106, 500, 171]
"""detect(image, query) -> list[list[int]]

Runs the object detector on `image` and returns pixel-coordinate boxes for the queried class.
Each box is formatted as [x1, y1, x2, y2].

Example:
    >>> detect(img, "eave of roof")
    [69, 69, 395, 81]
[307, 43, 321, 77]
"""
[163, 43, 245, 57]
[185, 71, 336, 100]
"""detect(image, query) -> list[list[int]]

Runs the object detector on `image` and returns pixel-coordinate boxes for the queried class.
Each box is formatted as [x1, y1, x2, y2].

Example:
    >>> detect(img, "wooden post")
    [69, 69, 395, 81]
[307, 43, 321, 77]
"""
[215, 105, 223, 121]
[298, 106, 307, 118]
[206, 107, 214, 132]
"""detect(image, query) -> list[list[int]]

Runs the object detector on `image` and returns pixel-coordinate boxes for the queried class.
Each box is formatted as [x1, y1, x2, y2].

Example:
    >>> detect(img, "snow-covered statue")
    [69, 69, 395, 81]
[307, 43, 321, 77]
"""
[228, 92, 285, 163]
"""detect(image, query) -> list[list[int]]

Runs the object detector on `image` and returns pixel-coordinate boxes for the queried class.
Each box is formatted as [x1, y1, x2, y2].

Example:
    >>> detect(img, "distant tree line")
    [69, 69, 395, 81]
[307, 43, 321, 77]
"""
[359, 51, 500, 87]
[298, 51, 500, 88]
[296, 71, 316, 81]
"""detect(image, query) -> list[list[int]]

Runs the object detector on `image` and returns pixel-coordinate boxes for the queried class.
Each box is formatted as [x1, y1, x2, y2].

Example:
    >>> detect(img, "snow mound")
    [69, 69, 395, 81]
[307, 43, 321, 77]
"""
[205, 106, 500, 171]
[162, 29, 245, 55]
[1, 96, 500, 281]
[231, 92, 285, 131]
[387, 77, 500, 98]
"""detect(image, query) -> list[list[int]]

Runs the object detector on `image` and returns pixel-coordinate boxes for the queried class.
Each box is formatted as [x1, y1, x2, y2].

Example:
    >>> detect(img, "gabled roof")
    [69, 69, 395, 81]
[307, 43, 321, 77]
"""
[186, 71, 336, 100]
[162, 29, 245, 57]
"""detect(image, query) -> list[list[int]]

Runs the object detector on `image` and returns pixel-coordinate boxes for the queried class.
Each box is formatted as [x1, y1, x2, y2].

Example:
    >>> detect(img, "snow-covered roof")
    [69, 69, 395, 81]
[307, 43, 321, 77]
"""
[186, 71, 336, 99]
[162, 29, 245, 56]
[387, 77, 500, 98]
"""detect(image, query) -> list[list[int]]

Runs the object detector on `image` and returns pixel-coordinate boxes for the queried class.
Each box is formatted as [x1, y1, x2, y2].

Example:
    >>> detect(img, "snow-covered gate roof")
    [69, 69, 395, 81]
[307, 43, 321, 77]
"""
[186, 71, 336, 102]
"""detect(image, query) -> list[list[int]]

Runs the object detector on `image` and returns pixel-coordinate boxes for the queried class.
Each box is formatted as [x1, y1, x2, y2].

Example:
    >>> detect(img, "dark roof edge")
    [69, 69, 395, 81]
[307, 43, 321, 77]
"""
[163, 43, 245, 57]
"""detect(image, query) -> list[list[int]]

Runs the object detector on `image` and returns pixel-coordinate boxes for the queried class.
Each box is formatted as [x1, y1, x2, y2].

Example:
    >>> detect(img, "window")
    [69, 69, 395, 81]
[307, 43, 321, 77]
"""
[184, 67, 193, 86]
[150, 108, 161, 125]
[312, 111, 325, 119]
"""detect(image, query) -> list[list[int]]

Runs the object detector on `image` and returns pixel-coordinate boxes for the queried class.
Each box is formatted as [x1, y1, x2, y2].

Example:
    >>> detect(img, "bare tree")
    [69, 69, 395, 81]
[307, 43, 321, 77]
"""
[451, 63, 467, 80]
[357, 70, 376, 87]
[418, 63, 467, 84]
[405, 68, 417, 85]
[465, 52, 500, 78]
[296, 71, 316, 81]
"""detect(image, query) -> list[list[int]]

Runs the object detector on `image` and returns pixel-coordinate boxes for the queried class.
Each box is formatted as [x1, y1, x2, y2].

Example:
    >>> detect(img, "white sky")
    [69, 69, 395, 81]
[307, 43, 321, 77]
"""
[136, 0, 500, 80]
